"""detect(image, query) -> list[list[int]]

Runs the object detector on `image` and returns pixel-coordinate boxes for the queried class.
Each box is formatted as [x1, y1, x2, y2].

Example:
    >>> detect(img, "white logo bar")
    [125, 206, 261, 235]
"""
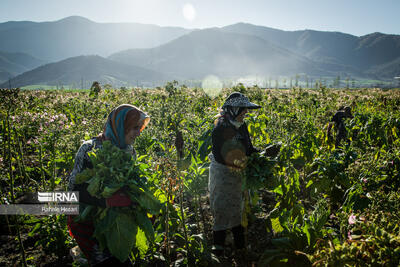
[37, 192, 79, 203]
[38, 192, 53, 202]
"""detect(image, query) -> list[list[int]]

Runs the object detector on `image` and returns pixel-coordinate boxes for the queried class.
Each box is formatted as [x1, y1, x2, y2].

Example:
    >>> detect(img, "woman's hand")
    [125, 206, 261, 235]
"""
[224, 147, 247, 170]
[233, 157, 247, 169]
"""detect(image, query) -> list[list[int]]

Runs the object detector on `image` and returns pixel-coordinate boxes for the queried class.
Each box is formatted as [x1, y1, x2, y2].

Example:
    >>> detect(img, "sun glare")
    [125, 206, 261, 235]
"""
[182, 3, 196, 22]
[202, 75, 222, 98]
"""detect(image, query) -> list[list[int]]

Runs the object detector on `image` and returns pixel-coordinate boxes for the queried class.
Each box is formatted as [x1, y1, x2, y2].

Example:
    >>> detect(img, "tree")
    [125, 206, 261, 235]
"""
[165, 80, 179, 96]
[335, 75, 341, 88]
[305, 75, 309, 88]
[315, 80, 320, 89]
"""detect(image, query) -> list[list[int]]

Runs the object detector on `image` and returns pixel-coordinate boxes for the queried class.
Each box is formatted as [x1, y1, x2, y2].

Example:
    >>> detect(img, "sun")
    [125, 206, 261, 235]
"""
[182, 3, 196, 22]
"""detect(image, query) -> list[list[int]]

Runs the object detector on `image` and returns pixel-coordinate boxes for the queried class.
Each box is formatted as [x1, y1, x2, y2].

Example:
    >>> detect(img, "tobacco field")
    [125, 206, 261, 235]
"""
[0, 83, 400, 266]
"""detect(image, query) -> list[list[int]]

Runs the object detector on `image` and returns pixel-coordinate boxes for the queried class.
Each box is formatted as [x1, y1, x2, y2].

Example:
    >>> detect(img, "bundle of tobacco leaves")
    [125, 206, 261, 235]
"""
[75, 140, 162, 262]
[243, 143, 281, 190]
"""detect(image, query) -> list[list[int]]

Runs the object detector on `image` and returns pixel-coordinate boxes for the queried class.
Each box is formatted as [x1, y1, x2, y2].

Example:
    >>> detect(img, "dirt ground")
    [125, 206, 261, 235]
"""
[0, 233, 73, 266]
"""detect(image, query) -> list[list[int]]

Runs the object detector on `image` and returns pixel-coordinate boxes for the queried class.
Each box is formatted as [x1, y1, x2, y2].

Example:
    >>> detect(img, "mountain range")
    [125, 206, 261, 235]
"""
[0, 16, 190, 62]
[109, 28, 326, 79]
[0, 51, 45, 77]
[3, 55, 169, 88]
[221, 23, 400, 77]
[0, 16, 399, 88]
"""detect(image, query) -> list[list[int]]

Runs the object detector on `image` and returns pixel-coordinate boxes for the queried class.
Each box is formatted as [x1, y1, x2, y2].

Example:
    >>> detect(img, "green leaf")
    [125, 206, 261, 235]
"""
[96, 232, 108, 251]
[135, 228, 149, 257]
[93, 208, 115, 251]
[104, 211, 138, 262]
[79, 205, 96, 221]
[158, 143, 165, 151]
[28, 223, 41, 236]
[101, 185, 121, 198]
[197, 129, 212, 161]
[128, 185, 162, 215]
[93, 208, 114, 236]
[271, 217, 284, 233]
[135, 210, 154, 242]
[87, 176, 102, 196]
[273, 185, 283, 195]
[303, 224, 311, 246]
[154, 188, 168, 203]
[291, 157, 305, 169]
[315, 212, 329, 232]
[75, 168, 94, 184]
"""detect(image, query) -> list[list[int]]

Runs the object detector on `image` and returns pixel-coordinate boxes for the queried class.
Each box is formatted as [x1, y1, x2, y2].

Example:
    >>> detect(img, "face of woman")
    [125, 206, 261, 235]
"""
[236, 108, 248, 122]
[125, 125, 141, 145]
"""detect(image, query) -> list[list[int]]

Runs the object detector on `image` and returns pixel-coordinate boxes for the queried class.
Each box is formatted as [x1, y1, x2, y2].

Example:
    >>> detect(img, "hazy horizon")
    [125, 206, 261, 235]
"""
[1, 0, 400, 37]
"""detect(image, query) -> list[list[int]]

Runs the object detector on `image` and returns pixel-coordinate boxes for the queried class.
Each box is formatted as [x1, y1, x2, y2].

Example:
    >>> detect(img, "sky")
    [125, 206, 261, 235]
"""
[0, 0, 400, 36]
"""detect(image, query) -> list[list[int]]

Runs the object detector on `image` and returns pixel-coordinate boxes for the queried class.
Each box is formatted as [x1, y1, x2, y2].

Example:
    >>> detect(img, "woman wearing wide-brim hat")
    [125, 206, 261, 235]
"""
[208, 92, 260, 260]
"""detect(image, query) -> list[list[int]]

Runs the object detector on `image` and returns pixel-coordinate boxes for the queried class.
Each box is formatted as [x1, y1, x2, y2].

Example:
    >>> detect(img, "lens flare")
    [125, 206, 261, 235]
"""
[202, 75, 223, 98]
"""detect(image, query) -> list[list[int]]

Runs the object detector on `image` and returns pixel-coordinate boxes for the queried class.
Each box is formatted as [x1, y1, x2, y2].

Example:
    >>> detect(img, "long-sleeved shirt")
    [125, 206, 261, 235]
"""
[68, 138, 107, 207]
[211, 116, 258, 167]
